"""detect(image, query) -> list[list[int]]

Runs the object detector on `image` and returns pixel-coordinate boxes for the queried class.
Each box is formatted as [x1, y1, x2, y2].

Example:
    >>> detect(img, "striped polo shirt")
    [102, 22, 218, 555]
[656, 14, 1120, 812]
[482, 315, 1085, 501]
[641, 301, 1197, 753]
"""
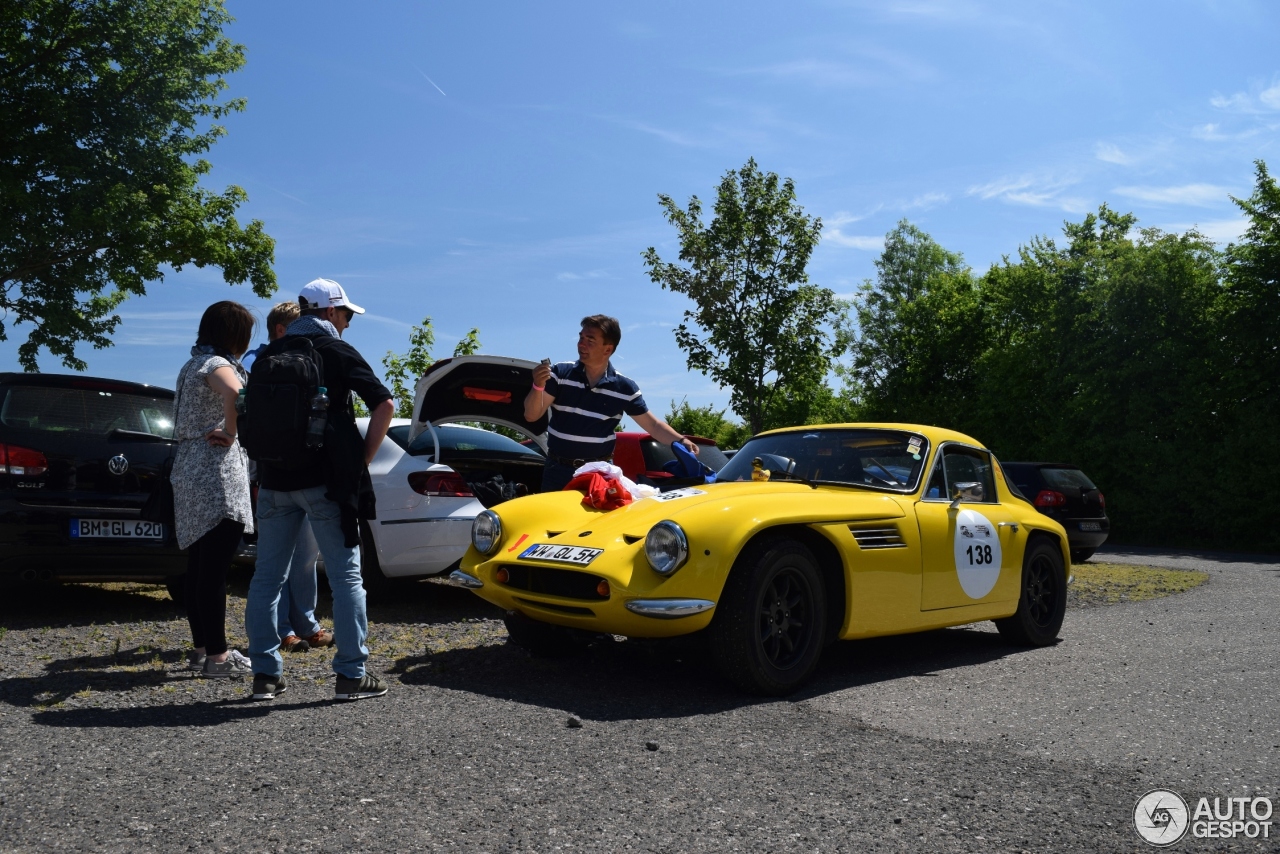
[545, 360, 648, 460]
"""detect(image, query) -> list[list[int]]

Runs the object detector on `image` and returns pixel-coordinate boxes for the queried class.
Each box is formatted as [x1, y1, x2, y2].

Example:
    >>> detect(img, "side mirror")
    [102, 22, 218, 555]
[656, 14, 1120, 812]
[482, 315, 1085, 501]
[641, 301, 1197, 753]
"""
[949, 481, 984, 508]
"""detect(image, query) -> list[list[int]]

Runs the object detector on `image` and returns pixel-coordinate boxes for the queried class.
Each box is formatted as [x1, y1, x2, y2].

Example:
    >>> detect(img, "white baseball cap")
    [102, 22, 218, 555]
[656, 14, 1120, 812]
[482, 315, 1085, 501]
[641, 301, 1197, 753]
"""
[298, 278, 366, 314]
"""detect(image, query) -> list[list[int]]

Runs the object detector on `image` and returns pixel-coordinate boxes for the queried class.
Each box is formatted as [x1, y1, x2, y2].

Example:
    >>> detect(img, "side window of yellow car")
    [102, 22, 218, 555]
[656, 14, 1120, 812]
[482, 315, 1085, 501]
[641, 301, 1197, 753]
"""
[924, 445, 997, 502]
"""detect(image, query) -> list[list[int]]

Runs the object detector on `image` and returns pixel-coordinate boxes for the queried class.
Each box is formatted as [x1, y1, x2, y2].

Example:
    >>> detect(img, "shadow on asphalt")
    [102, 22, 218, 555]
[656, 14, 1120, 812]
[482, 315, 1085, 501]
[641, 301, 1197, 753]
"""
[0, 580, 187, 629]
[4, 577, 1035, 726]
[0, 572, 499, 631]
[390, 623, 1034, 722]
[30, 697, 336, 728]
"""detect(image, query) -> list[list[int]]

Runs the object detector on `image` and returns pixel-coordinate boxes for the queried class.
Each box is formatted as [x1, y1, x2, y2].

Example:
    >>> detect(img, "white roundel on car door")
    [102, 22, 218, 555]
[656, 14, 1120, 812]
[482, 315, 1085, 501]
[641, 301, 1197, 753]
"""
[952, 508, 1002, 599]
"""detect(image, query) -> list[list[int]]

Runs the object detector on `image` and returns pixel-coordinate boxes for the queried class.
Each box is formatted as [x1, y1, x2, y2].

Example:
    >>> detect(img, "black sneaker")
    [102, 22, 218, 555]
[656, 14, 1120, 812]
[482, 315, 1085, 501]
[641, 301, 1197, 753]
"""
[251, 673, 287, 701]
[334, 673, 388, 701]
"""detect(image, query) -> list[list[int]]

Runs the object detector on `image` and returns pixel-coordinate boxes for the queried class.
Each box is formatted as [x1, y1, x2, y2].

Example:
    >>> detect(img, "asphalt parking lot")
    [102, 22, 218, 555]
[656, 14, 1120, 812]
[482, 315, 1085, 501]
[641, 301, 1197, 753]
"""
[0, 546, 1276, 852]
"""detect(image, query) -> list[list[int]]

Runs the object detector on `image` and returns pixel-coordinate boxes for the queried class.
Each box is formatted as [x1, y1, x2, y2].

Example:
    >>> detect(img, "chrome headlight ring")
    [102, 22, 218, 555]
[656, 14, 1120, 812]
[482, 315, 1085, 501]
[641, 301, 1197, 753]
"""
[471, 510, 502, 555]
[644, 520, 689, 576]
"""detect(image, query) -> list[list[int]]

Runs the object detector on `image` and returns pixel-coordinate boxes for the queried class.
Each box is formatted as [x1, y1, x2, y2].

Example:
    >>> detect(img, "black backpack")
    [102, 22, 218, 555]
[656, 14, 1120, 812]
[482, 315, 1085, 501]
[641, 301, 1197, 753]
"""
[238, 336, 327, 470]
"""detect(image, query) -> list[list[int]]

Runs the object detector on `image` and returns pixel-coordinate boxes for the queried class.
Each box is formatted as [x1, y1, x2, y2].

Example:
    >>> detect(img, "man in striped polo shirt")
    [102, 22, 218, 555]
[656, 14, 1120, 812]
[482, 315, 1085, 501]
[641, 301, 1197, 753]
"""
[524, 314, 699, 492]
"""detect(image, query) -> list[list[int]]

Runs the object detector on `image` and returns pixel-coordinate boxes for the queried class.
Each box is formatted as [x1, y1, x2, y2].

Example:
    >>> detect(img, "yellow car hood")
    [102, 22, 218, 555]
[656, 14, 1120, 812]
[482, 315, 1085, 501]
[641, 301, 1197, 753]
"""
[478, 481, 908, 559]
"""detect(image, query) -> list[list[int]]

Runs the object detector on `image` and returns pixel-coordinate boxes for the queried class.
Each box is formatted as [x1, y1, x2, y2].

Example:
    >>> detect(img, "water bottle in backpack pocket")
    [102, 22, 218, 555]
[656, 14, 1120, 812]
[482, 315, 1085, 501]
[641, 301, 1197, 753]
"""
[305, 387, 329, 450]
[238, 336, 327, 470]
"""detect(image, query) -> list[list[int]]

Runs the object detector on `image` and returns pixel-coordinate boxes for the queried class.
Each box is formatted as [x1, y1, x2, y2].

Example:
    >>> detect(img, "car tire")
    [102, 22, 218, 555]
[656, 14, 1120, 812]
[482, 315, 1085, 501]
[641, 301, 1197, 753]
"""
[164, 575, 186, 606]
[995, 538, 1066, 646]
[709, 538, 827, 696]
[359, 521, 399, 600]
[502, 610, 589, 658]
[1070, 548, 1095, 563]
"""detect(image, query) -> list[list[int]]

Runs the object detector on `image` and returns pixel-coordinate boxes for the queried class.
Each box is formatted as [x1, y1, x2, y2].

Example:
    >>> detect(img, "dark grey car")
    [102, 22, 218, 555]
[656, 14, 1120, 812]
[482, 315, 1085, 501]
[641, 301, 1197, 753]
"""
[1002, 462, 1109, 562]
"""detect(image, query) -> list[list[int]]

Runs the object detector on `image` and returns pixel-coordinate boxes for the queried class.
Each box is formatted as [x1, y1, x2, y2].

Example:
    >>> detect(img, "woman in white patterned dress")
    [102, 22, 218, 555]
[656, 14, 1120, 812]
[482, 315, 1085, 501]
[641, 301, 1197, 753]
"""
[171, 301, 256, 678]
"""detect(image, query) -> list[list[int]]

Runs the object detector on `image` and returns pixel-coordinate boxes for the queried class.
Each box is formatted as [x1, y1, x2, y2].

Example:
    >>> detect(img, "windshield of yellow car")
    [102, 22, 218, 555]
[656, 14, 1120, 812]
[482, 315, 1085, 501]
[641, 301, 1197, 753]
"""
[716, 429, 929, 493]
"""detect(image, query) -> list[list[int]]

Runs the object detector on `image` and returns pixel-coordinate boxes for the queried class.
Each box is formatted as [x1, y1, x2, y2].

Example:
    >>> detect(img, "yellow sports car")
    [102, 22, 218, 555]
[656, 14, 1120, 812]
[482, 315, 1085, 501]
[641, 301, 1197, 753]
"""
[452, 424, 1070, 695]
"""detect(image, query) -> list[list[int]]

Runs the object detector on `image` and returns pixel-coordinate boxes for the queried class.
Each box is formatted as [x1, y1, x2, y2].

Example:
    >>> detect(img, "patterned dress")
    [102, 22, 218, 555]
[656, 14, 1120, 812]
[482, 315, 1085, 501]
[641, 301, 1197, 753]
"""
[170, 347, 255, 550]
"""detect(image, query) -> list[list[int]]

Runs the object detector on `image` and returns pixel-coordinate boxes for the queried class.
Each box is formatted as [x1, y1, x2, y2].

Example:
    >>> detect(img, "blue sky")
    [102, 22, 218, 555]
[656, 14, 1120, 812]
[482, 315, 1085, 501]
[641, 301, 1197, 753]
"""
[6, 0, 1279, 424]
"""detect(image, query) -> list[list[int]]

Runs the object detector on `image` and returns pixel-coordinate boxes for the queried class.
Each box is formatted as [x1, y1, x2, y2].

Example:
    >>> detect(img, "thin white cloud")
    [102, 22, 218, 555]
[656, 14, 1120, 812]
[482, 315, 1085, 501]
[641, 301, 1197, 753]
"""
[1210, 79, 1280, 114]
[1094, 142, 1134, 165]
[741, 46, 935, 88]
[556, 270, 610, 281]
[117, 310, 204, 321]
[360, 312, 414, 330]
[116, 332, 197, 347]
[968, 173, 1088, 212]
[1210, 92, 1252, 111]
[1113, 184, 1230, 207]
[826, 232, 884, 251]
[599, 116, 710, 148]
[1260, 84, 1280, 110]
[623, 320, 674, 332]
[824, 213, 886, 250]
[1157, 217, 1249, 244]
[903, 191, 949, 210]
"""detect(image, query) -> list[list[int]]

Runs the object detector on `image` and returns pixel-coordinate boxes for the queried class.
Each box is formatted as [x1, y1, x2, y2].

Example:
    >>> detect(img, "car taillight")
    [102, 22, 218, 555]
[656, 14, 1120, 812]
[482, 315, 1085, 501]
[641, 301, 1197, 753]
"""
[407, 471, 474, 497]
[1034, 489, 1066, 508]
[1097, 491, 1105, 510]
[0, 443, 48, 476]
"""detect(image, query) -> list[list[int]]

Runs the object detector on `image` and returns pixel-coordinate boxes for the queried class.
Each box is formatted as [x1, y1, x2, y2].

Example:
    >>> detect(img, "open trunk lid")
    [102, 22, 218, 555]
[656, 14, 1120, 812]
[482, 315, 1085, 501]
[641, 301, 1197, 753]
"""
[410, 355, 548, 451]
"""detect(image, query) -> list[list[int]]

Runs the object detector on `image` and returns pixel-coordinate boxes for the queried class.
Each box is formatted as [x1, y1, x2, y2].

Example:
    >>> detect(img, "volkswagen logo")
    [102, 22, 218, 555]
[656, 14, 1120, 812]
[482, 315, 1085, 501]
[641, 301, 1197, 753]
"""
[107, 454, 129, 476]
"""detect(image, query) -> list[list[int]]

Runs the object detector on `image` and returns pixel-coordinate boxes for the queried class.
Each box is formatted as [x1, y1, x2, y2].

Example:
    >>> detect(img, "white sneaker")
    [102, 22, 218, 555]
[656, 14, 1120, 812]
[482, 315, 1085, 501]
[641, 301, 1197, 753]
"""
[201, 649, 252, 679]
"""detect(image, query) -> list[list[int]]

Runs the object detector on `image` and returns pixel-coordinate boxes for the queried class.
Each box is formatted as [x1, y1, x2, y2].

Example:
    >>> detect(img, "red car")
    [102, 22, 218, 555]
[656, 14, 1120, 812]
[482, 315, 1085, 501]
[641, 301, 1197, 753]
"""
[611, 432, 729, 484]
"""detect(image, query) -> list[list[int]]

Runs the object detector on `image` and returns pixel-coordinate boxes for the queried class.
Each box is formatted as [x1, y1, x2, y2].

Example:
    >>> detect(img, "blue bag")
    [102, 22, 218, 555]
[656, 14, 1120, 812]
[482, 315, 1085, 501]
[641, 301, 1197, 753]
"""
[662, 441, 717, 484]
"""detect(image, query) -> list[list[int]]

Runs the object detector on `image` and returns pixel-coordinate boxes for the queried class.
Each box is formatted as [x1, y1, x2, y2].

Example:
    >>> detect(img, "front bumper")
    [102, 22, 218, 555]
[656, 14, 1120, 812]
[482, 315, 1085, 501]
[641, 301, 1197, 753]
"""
[460, 554, 721, 638]
[624, 598, 716, 619]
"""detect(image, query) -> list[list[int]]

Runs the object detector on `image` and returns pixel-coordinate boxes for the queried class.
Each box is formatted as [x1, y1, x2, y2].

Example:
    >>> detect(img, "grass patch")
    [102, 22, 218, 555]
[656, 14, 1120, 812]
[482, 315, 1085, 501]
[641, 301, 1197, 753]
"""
[1069, 562, 1208, 608]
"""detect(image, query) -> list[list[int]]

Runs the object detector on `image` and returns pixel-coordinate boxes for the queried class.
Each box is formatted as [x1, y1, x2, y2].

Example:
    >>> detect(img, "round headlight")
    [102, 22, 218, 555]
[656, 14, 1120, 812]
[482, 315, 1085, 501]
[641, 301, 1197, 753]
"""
[644, 521, 689, 576]
[471, 510, 502, 555]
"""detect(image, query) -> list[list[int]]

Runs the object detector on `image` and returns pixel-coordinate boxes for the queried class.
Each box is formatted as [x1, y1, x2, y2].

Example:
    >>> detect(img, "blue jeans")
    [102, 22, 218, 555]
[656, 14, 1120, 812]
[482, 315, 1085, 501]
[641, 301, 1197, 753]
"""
[277, 522, 322, 640]
[247, 486, 368, 680]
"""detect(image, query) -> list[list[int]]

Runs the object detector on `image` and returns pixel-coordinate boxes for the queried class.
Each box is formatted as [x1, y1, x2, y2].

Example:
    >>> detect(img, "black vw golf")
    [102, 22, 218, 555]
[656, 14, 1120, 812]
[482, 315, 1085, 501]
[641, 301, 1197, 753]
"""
[1002, 461, 1110, 563]
[0, 373, 186, 596]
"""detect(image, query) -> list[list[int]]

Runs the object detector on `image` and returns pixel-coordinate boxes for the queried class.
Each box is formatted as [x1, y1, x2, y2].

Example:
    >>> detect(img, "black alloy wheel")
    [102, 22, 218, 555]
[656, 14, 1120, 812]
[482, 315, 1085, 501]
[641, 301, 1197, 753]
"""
[359, 521, 399, 599]
[710, 538, 828, 695]
[758, 567, 813, 670]
[995, 538, 1066, 646]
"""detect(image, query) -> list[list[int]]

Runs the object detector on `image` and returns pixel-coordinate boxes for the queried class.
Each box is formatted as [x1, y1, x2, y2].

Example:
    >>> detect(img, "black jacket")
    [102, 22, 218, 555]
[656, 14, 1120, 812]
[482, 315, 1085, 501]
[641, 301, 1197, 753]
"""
[257, 333, 393, 547]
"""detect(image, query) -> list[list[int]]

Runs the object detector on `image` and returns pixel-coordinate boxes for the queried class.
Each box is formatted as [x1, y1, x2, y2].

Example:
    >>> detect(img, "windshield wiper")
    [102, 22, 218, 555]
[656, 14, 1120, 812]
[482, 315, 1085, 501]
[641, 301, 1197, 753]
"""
[767, 471, 819, 489]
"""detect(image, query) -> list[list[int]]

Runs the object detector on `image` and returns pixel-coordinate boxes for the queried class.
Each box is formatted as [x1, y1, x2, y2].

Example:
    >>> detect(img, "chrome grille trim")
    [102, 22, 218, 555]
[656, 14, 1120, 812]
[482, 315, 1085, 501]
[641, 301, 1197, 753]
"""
[849, 525, 906, 549]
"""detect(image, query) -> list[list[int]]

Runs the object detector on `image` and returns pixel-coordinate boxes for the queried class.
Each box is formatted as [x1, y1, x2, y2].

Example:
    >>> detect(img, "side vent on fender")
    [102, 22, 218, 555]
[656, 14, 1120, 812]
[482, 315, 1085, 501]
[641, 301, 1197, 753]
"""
[849, 525, 906, 549]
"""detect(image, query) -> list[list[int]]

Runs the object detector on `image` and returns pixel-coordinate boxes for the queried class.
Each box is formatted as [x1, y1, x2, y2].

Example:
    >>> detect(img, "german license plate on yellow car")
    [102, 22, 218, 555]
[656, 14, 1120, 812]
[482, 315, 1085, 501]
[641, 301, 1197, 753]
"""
[71, 519, 165, 540]
[518, 544, 603, 566]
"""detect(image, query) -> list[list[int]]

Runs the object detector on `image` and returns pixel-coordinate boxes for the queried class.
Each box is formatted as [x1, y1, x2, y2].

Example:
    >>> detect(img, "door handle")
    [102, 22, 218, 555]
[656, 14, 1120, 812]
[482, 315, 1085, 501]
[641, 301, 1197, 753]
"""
[998, 522, 1020, 533]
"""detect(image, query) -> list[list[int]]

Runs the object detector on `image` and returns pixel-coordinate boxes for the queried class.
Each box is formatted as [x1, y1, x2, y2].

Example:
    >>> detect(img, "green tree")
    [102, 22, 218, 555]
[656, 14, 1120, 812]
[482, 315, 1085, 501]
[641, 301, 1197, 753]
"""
[974, 206, 1226, 546]
[643, 158, 840, 434]
[0, 0, 276, 370]
[845, 220, 982, 427]
[380, 317, 480, 418]
[663, 397, 751, 448]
